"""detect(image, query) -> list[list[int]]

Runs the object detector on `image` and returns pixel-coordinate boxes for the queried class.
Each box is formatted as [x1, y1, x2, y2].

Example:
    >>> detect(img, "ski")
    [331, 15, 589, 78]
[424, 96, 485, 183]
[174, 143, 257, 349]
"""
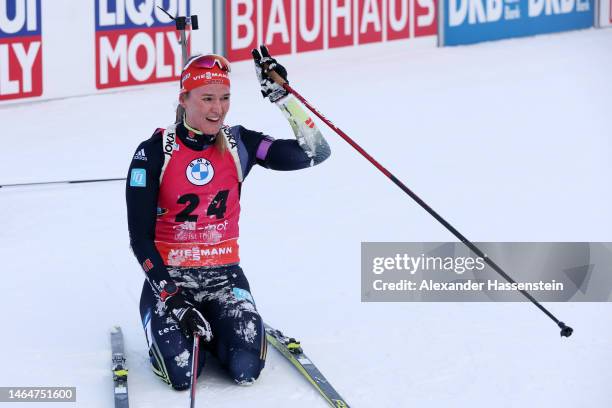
[110, 326, 129, 408]
[264, 324, 350, 408]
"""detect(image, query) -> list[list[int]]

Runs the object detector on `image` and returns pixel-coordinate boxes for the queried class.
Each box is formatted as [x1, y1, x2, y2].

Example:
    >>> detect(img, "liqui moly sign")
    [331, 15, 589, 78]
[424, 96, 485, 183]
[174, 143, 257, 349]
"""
[226, 0, 437, 61]
[0, 0, 42, 101]
[95, 0, 191, 89]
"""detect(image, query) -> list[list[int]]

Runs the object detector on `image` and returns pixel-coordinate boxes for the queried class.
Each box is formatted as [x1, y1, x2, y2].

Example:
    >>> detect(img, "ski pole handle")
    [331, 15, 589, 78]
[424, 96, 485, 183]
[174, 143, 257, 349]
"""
[262, 64, 287, 87]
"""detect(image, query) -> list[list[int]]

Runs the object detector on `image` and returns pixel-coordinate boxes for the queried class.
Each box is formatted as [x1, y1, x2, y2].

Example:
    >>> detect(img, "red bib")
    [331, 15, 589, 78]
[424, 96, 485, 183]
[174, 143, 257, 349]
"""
[155, 132, 240, 267]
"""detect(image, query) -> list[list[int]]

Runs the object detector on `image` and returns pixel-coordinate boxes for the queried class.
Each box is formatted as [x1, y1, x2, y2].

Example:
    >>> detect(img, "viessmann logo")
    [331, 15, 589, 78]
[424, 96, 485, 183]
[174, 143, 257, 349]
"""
[95, 0, 191, 89]
[0, 0, 42, 101]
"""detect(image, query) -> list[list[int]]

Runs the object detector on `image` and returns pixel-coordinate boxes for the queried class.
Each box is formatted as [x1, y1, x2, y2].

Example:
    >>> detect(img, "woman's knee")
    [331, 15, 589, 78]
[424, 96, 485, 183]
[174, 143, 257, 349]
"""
[227, 349, 265, 385]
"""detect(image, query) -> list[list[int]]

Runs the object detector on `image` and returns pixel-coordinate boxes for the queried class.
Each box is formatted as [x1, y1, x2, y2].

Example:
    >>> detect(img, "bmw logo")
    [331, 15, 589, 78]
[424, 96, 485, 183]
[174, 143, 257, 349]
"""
[186, 158, 214, 186]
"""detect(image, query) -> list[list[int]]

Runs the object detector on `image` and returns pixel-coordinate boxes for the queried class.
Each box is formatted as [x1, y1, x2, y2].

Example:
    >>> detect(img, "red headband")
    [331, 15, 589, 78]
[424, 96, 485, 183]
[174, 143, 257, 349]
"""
[180, 54, 231, 93]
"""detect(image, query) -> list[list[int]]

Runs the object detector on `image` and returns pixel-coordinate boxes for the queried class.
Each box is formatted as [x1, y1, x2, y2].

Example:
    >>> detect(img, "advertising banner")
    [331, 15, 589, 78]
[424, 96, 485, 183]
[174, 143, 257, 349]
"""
[0, 0, 213, 105]
[0, 0, 42, 101]
[95, 0, 191, 89]
[440, 0, 594, 46]
[225, 0, 438, 61]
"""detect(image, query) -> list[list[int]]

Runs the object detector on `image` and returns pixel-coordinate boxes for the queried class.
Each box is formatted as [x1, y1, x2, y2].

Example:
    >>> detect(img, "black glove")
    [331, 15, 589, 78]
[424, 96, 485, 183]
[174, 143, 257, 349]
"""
[164, 292, 213, 342]
[252, 45, 289, 103]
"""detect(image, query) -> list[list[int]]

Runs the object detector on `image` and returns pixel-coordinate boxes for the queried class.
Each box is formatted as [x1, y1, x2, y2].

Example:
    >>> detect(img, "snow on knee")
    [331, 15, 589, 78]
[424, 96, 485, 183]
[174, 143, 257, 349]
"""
[174, 349, 191, 368]
[235, 319, 257, 343]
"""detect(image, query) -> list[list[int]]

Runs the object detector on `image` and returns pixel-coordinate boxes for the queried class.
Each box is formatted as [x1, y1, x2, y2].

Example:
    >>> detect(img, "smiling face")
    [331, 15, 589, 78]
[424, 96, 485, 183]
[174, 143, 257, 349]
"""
[179, 83, 230, 135]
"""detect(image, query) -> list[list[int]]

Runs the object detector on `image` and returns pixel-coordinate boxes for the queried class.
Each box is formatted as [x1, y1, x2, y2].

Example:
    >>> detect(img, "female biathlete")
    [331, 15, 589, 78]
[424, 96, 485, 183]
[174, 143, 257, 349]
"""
[125, 46, 330, 390]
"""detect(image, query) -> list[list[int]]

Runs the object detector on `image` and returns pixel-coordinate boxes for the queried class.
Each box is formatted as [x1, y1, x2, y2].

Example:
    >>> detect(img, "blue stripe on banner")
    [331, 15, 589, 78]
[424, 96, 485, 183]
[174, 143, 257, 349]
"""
[0, 0, 42, 38]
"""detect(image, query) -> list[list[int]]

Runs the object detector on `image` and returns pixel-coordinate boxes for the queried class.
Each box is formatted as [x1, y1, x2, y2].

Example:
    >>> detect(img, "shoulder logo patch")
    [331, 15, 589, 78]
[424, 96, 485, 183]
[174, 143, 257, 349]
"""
[130, 168, 147, 187]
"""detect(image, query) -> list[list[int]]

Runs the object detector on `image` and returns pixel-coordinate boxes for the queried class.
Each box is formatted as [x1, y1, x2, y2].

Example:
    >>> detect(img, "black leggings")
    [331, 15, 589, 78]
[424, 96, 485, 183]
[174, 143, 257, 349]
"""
[139, 264, 267, 390]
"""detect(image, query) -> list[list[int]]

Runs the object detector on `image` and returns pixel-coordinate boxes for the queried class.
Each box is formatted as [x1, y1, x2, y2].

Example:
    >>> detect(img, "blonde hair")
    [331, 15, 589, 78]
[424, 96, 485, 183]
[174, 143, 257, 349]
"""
[214, 130, 227, 154]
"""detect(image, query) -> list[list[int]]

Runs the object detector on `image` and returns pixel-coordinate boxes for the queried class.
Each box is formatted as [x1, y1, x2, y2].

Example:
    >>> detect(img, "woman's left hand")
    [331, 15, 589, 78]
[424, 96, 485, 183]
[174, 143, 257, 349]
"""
[252, 44, 289, 103]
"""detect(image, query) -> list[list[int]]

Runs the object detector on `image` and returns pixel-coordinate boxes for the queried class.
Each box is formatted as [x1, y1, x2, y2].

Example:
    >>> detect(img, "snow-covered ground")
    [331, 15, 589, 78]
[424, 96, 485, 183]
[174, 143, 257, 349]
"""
[1, 28, 611, 407]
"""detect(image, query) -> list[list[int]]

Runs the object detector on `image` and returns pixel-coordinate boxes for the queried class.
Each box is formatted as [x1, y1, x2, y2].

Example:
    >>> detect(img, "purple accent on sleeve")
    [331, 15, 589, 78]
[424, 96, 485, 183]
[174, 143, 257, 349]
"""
[256, 138, 274, 161]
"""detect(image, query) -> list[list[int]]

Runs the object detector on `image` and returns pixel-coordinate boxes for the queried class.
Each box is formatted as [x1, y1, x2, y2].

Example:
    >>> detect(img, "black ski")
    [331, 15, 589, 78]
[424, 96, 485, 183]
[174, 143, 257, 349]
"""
[110, 326, 129, 408]
[265, 324, 350, 408]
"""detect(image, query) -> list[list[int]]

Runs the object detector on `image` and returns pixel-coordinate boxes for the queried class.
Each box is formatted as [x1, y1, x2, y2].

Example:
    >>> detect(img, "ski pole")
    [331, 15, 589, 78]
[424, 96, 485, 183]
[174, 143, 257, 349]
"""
[263, 69, 573, 338]
[189, 333, 201, 408]
[0, 177, 125, 188]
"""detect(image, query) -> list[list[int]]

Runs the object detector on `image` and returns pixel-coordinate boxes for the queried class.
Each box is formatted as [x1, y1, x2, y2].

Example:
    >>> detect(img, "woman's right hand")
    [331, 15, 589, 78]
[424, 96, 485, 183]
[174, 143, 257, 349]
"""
[164, 292, 213, 342]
